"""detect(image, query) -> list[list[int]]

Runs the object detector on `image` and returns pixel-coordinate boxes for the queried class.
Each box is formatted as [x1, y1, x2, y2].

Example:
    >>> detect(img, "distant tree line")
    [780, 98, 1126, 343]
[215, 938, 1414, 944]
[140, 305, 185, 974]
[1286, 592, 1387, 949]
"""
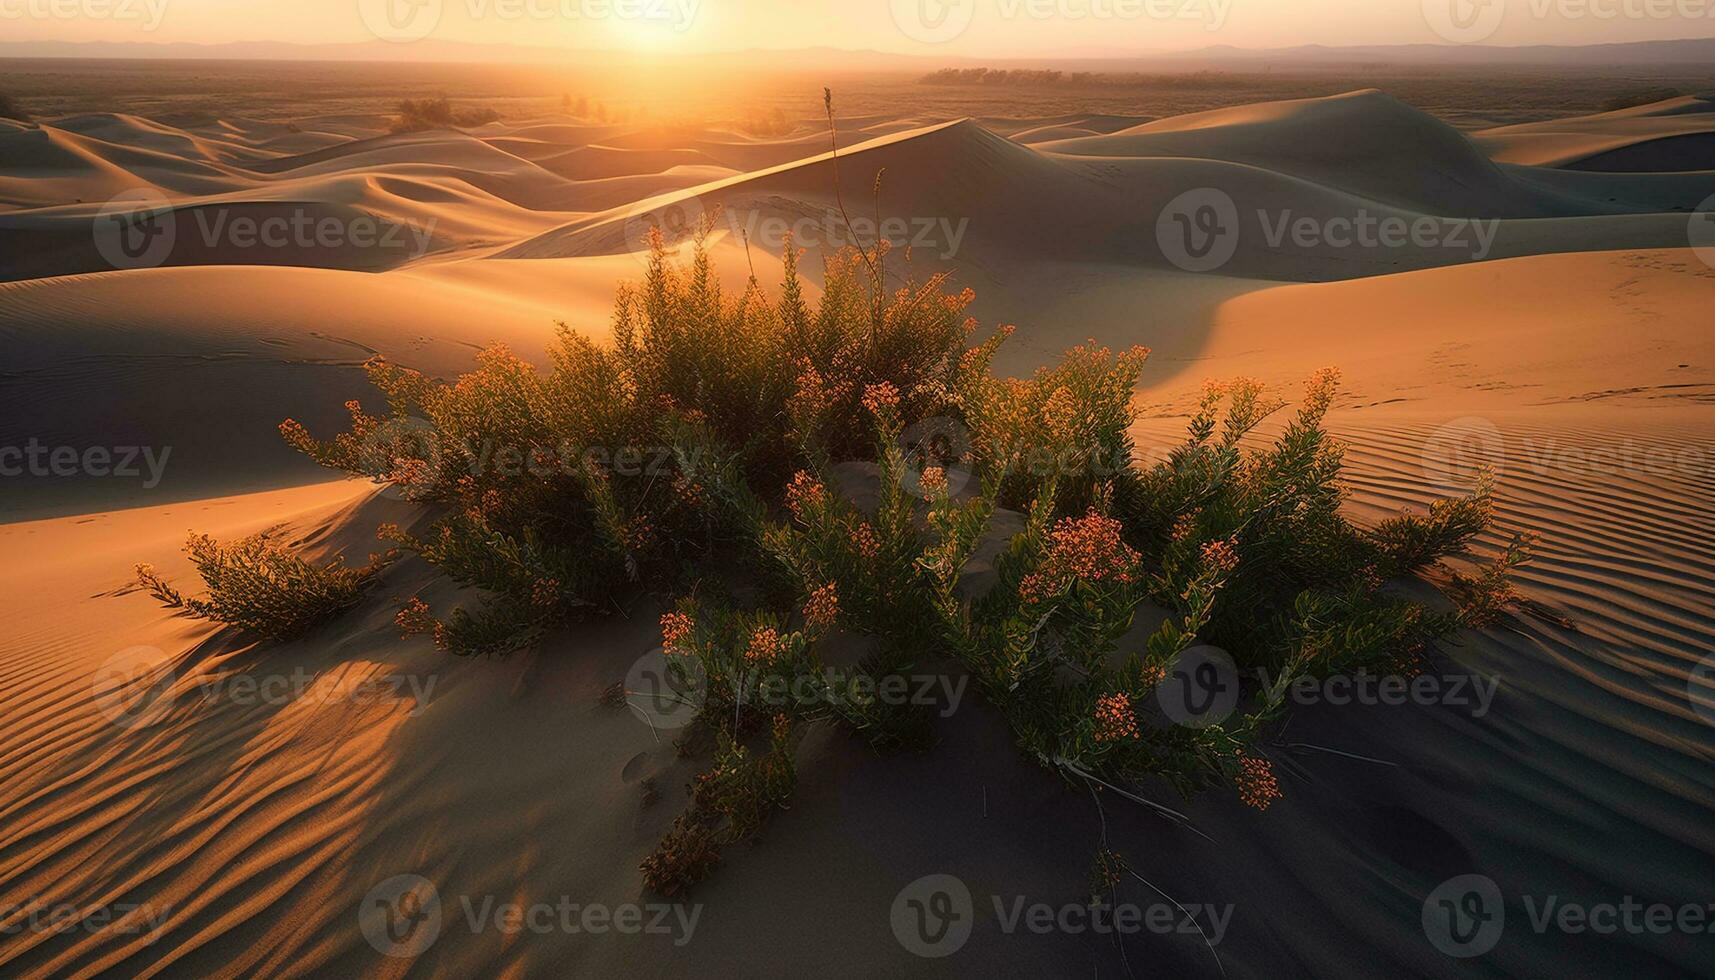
[920, 68, 1256, 90]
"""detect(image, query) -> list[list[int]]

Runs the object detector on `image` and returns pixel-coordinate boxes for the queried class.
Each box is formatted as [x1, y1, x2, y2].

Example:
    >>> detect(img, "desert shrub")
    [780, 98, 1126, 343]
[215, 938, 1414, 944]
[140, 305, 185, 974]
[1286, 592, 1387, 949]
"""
[692, 716, 798, 839]
[285, 197, 1533, 896]
[955, 337, 1150, 510]
[763, 393, 933, 631]
[1448, 532, 1536, 627]
[136, 533, 390, 640]
[638, 712, 798, 895]
[282, 228, 978, 645]
[639, 814, 722, 897]
[389, 96, 501, 133]
[0, 91, 30, 123]
[921, 365, 1522, 804]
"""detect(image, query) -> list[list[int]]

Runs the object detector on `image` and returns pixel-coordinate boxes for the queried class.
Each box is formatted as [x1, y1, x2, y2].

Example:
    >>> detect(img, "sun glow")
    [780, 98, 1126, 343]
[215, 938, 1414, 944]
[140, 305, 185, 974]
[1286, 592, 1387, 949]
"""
[574, 1, 705, 52]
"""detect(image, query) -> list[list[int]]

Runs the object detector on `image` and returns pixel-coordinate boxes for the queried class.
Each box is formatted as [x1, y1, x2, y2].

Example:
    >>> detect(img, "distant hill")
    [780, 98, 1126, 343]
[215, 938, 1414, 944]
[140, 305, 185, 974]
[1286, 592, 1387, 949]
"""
[1165, 37, 1715, 66]
[2, 36, 1714, 68]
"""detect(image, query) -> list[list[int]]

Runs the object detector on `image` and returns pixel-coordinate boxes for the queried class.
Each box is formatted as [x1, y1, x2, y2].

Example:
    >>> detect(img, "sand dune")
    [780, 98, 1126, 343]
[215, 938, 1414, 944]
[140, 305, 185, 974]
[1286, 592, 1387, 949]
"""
[7, 90, 1710, 288]
[1476, 95, 1715, 169]
[4, 88, 1714, 978]
[0, 264, 595, 520]
[1042, 90, 1551, 216]
[1137, 248, 1715, 407]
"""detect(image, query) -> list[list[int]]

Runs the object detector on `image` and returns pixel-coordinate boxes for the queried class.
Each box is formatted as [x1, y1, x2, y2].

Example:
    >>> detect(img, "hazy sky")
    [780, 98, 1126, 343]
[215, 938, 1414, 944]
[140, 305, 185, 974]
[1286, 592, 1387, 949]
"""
[6, 0, 1715, 53]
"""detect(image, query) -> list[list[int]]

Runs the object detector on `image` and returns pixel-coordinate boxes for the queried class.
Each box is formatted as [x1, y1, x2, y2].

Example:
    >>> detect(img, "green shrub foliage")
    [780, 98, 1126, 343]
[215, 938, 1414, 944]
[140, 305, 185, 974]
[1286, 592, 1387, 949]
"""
[282, 231, 1532, 892]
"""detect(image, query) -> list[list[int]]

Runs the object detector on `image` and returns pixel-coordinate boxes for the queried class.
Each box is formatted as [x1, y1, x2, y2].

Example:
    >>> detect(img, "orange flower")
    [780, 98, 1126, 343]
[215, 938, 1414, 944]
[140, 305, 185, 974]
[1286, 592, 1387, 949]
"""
[745, 626, 784, 664]
[1199, 538, 1240, 576]
[861, 381, 900, 416]
[1093, 693, 1139, 743]
[803, 582, 840, 630]
[1235, 751, 1282, 811]
[1139, 661, 1167, 688]
[1047, 510, 1140, 585]
[623, 517, 654, 550]
[919, 466, 948, 495]
[396, 597, 435, 637]
[1017, 569, 1053, 606]
[660, 611, 694, 654]
[278, 418, 311, 449]
[785, 470, 826, 520]
[850, 521, 880, 561]
[788, 359, 846, 433]
[1301, 366, 1341, 419]
[1041, 386, 1079, 440]
[1019, 510, 1140, 607]
[531, 577, 561, 608]
[1169, 512, 1198, 543]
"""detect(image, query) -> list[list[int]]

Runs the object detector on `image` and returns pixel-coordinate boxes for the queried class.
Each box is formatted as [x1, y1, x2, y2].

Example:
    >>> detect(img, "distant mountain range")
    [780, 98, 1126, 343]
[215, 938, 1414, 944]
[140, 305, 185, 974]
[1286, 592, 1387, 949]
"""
[3, 36, 1714, 67]
[1166, 37, 1715, 65]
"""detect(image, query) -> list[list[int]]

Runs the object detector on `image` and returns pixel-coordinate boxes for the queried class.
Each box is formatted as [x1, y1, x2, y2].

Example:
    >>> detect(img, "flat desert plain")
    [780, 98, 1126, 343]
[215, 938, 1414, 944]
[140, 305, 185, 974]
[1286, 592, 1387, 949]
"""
[1, 67, 1713, 978]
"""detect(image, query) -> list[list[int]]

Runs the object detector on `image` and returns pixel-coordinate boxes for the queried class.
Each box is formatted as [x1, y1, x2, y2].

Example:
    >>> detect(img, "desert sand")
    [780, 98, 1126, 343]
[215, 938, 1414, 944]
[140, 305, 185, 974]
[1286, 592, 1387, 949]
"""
[2, 83, 1713, 978]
